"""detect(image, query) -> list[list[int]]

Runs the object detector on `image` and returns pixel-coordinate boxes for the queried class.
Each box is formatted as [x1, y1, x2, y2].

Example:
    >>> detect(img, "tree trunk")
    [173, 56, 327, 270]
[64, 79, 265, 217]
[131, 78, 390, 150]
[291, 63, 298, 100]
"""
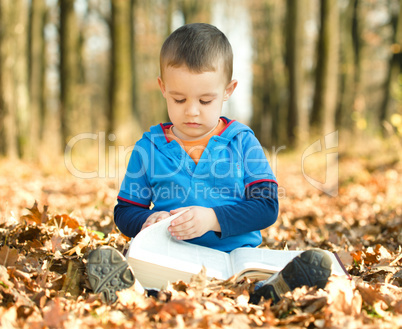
[133, 0, 171, 129]
[14, 0, 29, 158]
[311, 0, 339, 136]
[0, 0, 29, 158]
[250, 0, 287, 148]
[59, 0, 79, 148]
[166, 0, 175, 37]
[379, 0, 402, 133]
[286, 0, 308, 147]
[108, 0, 140, 144]
[180, 0, 211, 24]
[28, 0, 46, 160]
[131, 0, 138, 126]
[0, 0, 18, 157]
[336, 0, 358, 130]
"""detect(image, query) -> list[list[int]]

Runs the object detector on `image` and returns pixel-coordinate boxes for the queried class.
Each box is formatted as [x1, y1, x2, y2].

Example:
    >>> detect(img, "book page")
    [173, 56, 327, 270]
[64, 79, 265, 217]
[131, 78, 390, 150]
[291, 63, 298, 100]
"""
[127, 210, 233, 281]
[230, 248, 299, 275]
[230, 248, 348, 277]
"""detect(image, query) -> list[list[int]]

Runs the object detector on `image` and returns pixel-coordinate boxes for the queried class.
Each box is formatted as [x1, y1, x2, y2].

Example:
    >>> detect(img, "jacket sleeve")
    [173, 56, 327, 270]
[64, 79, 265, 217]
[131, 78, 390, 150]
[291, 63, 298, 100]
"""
[114, 199, 156, 237]
[212, 180, 278, 239]
[117, 141, 153, 208]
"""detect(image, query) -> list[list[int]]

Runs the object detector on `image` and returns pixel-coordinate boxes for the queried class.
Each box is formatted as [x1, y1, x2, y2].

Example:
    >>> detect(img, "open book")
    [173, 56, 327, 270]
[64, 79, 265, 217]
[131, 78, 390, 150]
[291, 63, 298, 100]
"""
[126, 211, 348, 289]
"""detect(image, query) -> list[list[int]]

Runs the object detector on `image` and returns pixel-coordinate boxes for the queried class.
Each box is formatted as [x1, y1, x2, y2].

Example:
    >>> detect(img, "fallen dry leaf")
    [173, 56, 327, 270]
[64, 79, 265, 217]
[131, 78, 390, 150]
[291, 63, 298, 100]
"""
[21, 201, 48, 225]
[326, 276, 362, 317]
[42, 298, 68, 328]
[395, 300, 402, 314]
[0, 246, 19, 267]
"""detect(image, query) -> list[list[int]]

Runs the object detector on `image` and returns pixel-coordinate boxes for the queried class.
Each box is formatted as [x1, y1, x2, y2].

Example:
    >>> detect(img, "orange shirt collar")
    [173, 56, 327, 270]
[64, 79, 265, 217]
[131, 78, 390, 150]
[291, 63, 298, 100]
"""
[167, 119, 226, 163]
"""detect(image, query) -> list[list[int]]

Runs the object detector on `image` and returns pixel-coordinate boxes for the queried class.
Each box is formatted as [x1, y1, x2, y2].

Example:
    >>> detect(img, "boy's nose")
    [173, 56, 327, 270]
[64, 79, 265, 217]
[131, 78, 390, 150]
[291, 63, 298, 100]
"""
[185, 102, 200, 116]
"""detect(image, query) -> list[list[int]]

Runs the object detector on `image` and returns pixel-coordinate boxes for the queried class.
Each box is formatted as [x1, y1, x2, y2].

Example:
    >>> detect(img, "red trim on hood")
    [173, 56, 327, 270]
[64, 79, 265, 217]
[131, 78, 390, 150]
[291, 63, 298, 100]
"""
[160, 123, 173, 143]
[218, 119, 236, 136]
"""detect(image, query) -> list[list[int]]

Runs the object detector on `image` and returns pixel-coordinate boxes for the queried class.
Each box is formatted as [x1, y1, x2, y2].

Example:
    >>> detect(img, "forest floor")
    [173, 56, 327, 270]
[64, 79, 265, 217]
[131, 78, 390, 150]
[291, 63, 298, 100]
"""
[0, 136, 402, 328]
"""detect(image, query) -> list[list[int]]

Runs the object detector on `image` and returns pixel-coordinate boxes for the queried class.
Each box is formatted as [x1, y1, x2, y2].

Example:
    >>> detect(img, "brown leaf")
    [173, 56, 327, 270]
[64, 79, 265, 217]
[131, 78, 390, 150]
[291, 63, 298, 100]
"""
[390, 252, 402, 266]
[27, 239, 44, 250]
[361, 245, 394, 266]
[0, 268, 37, 308]
[116, 289, 150, 308]
[373, 244, 393, 261]
[0, 305, 18, 328]
[337, 250, 354, 268]
[222, 313, 251, 329]
[326, 276, 362, 317]
[21, 201, 48, 225]
[235, 291, 250, 307]
[278, 313, 314, 326]
[357, 282, 390, 307]
[161, 298, 197, 316]
[0, 265, 13, 288]
[8, 268, 39, 292]
[16, 305, 35, 320]
[51, 235, 63, 253]
[394, 300, 402, 314]
[0, 246, 19, 267]
[351, 250, 363, 264]
[302, 296, 328, 314]
[54, 214, 80, 229]
[42, 298, 68, 328]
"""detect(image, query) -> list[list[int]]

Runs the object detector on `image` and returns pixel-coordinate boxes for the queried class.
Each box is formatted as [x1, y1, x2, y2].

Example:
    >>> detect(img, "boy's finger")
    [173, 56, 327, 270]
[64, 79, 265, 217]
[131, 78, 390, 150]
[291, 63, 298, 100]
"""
[170, 220, 190, 232]
[156, 213, 170, 222]
[170, 211, 192, 227]
[169, 219, 197, 237]
[174, 228, 197, 240]
[148, 216, 157, 223]
[170, 207, 185, 214]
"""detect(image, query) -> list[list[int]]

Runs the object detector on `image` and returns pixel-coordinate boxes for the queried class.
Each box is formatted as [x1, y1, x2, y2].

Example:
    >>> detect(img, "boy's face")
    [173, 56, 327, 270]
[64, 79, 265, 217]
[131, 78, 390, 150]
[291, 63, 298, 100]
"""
[158, 64, 237, 141]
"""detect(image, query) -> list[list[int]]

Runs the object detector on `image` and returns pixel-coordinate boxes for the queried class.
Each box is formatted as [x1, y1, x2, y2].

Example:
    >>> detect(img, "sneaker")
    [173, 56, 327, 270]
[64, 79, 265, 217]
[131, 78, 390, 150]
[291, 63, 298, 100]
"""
[87, 246, 135, 303]
[249, 249, 333, 304]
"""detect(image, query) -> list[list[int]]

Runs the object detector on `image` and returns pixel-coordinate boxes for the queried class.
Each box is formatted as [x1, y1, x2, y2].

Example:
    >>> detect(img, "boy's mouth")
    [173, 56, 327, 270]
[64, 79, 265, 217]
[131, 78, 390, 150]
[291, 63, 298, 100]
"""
[184, 122, 201, 128]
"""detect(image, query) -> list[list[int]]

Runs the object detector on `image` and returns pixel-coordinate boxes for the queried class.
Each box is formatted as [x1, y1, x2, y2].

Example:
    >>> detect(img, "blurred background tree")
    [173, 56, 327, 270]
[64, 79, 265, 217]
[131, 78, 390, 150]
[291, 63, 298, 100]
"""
[0, 0, 401, 161]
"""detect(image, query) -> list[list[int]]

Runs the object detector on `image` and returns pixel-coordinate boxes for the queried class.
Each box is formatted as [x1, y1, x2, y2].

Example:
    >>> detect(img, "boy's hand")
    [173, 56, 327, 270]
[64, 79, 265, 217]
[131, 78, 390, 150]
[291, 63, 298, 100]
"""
[141, 211, 170, 231]
[168, 207, 221, 240]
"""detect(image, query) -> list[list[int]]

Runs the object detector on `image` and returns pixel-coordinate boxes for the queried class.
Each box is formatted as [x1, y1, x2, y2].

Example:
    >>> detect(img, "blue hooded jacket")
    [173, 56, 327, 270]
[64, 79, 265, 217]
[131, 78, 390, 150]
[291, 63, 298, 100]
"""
[118, 117, 277, 251]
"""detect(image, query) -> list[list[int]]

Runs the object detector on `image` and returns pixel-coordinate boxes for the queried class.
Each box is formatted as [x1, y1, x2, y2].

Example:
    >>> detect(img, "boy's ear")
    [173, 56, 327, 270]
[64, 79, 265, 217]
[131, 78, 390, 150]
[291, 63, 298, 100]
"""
[224, 79, 238, 101]
[157, 76, 166, 98]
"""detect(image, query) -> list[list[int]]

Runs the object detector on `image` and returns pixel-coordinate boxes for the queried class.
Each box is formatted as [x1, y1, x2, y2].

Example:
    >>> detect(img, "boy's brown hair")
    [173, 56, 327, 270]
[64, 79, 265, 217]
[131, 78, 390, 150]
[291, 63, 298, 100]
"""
[160, 23, 233, 84]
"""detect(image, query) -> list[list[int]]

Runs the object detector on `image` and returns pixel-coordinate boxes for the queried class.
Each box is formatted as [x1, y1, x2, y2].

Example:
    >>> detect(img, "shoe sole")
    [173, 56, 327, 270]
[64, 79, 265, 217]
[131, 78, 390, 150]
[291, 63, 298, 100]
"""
[282, 249, 332, 290]
[87, 246, 135, 303]
[250, 249, 332, 304]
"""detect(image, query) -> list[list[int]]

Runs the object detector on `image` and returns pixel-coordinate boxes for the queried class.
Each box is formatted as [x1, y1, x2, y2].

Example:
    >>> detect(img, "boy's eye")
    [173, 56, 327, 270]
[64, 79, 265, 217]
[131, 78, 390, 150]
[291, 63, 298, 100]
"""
[200, 100, 212, 105]
[174, 99, 186, 104]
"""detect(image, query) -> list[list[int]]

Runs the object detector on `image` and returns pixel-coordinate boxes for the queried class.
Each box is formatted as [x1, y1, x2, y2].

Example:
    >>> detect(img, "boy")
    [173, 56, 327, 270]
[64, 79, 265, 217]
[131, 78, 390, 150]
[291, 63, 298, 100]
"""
[87, 23, 332, 304]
